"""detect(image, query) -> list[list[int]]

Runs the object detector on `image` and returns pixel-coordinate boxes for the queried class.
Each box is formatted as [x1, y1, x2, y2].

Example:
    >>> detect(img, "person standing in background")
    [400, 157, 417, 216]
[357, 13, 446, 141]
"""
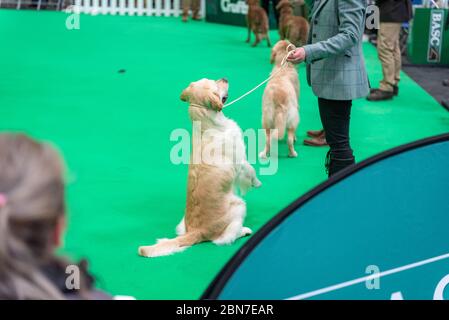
[287, 0, 370, 177]
[262, 0, 281, 25]
[182, 0, 201, 22]
[292, 0, 308, 19]
[367, 0, 413, 101]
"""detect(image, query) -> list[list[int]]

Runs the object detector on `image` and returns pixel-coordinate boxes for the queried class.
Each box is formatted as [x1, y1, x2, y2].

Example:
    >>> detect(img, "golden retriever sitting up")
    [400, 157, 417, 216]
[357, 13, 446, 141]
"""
[260, 40, 300, 159]
[246, 0, 271, 47]
[138, 78, 261, 258]
[276, 0, 309, 47]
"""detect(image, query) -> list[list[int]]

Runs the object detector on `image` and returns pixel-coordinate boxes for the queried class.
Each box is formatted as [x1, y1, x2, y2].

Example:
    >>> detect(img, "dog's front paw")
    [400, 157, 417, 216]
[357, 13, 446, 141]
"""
[259, 151, 268, 159]
[252, 178, 262, 188]
[241, 227, 253, 237]
[288, 150, 298, 158]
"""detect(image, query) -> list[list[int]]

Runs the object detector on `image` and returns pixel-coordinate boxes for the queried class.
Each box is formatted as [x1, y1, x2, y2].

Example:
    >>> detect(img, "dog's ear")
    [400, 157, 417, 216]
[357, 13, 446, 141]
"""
[180, 86, 191, 102]
[275, 0, 286, 10]
[209, 92, 223, 111]
[276, 0, 290, 10]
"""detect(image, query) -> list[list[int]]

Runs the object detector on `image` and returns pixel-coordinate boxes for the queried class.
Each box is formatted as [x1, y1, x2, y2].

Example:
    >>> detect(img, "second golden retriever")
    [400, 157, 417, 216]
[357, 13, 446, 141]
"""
[260, 40, 300, 159]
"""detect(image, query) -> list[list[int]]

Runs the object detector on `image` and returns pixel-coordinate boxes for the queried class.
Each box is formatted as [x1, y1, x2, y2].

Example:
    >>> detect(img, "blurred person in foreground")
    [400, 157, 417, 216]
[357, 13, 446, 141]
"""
[0, 134, 110, 300]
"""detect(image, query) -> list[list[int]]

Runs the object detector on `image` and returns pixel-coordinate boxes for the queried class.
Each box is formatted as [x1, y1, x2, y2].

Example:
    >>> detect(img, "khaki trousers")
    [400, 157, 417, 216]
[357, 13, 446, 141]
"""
[378, 22, 402, 92]
[183, 0, 200, 18]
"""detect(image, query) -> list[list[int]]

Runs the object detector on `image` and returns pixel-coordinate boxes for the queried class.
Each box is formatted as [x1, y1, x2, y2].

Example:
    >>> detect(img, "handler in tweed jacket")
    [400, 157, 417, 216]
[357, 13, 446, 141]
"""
[288, 0, 370, 176]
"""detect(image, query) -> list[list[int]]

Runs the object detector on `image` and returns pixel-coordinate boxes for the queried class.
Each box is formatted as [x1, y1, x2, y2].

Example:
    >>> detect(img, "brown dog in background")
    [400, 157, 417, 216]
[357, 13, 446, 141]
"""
[246, 0, 271, 47]
[276, 0, 309, 47]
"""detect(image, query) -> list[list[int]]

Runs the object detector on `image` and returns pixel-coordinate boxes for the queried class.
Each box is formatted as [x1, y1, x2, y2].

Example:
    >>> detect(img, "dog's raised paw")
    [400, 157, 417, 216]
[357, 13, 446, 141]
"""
[288, 151, 298, 158]
[253, 178, 262, 188]
[259, 151, 268, 159]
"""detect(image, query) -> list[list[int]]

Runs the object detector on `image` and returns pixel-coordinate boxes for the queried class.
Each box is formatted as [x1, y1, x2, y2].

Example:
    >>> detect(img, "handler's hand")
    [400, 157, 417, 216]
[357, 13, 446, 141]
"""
[287, 47, 306, 64]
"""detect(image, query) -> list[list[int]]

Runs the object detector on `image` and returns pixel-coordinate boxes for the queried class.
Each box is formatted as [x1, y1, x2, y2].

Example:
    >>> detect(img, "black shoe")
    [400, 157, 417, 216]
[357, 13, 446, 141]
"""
[443, 79, 449, 87]
[393, 85, 399, 96]
[325, 151, 355, 177]
[367, 89, 394, 101]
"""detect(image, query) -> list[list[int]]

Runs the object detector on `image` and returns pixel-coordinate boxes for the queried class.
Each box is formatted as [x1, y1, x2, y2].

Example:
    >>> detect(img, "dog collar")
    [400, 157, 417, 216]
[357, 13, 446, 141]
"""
[189, 103, 209, 110]
[190, 103, 222, 112]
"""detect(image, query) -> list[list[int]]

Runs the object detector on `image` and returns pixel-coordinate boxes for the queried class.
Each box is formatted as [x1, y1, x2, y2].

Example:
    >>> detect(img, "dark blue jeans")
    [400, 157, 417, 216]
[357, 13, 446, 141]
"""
[318, 98, 355, 176]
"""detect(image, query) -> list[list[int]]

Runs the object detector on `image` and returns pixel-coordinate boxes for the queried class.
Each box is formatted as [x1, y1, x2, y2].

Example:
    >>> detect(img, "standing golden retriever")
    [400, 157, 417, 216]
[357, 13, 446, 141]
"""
[260, 40, 300, 159]
[138, 78, 261, 258]
[246, 0, 271, 47]
[276, 0, 309, 47]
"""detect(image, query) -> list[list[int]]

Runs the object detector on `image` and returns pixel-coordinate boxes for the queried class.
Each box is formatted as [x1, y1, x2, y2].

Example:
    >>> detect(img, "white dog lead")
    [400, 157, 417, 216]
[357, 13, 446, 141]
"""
[189, 43, 297, 110]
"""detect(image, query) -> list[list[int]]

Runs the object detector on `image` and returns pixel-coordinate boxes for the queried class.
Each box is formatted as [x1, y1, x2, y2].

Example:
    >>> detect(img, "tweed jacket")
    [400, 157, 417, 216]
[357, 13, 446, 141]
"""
[303, 0, 370, 100]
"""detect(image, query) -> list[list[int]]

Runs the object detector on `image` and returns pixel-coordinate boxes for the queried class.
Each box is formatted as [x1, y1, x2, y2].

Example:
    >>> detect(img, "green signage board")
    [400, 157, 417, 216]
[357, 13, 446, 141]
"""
[408, 8, 449, 65]
[205, 0, 248, 26]
[205, 0, 277, 29]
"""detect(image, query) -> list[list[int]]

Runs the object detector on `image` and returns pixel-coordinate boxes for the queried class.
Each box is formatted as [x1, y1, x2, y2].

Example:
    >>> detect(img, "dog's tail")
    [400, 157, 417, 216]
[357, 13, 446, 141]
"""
[138, 232, 202, 258]
[272, 111, 286, 140]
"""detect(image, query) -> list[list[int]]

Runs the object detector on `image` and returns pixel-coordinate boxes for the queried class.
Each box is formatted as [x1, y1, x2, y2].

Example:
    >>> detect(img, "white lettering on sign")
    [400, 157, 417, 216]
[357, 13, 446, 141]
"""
[433, 274, 449, 300]
[428, 10, 444, 62]
[430, 12, 443, 47]
[390, 273, 449, 300]
[221, 0, 248, 15]
[390, 291, 404, 300]
[287, 252, 449, 300]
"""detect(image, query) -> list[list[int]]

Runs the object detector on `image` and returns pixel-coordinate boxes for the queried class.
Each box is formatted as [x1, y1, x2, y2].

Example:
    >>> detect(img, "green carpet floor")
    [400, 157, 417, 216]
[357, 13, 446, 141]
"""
[0, 10, 448, 299]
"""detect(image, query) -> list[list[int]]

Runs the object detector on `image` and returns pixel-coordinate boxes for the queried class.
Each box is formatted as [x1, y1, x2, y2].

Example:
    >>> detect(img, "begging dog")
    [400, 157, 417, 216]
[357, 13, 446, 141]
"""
[276, 0, 309, 47]
[246, 0, 271, 47]
[260, 40, 300, 159]
[138, 78, 261, 258]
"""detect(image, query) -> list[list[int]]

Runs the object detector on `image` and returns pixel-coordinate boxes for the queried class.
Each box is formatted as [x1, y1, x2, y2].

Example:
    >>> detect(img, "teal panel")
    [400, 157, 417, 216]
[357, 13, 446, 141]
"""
[217, 139, 449, 300]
